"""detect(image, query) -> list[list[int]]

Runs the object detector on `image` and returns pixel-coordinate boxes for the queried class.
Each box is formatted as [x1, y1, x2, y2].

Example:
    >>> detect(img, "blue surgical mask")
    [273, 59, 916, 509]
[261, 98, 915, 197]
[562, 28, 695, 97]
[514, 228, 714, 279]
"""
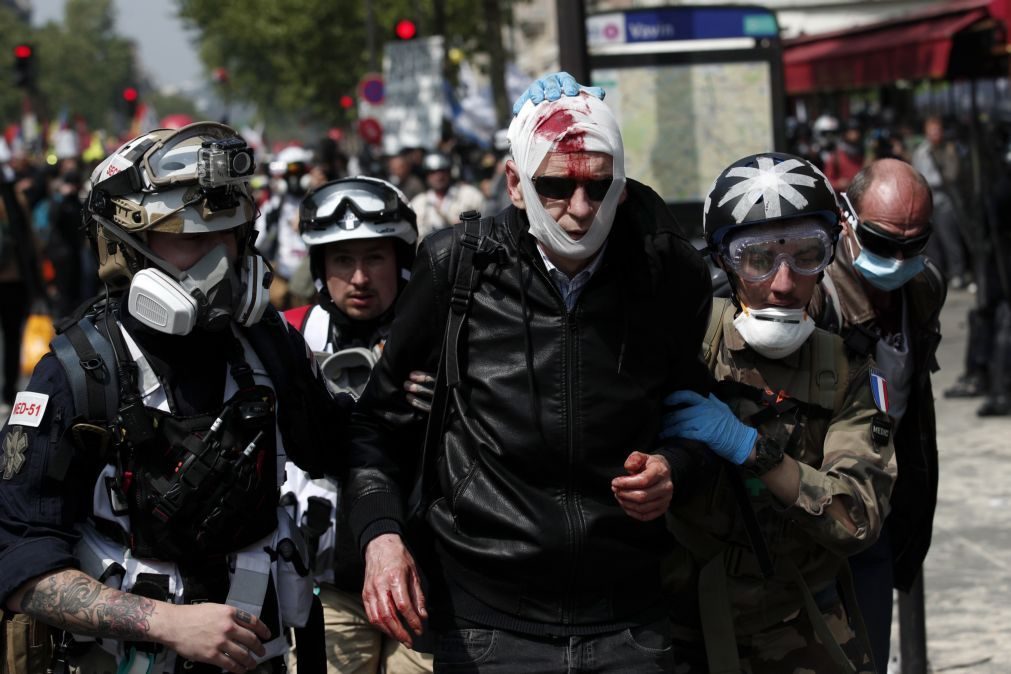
[853, 248, 925, 291]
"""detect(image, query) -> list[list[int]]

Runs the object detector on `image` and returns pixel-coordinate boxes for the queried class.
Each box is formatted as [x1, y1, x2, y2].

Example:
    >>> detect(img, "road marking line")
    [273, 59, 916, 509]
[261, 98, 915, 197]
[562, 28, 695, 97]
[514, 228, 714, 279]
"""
[936, 524, 1011, 572]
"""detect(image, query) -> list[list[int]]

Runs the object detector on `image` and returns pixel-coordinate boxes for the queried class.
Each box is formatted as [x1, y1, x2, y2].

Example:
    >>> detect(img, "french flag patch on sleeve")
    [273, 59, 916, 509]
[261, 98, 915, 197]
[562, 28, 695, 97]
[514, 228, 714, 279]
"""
[869, 371, 889, 414]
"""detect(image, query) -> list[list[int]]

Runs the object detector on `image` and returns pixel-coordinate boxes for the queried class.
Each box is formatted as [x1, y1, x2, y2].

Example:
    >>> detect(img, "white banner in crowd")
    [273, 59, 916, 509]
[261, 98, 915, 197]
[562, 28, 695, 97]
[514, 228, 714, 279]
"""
[382, 36, 445, 155]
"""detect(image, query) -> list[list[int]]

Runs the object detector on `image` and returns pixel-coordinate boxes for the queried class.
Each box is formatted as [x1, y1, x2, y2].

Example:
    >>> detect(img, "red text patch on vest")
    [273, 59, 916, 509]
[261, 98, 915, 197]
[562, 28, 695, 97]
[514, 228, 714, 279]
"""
[9, 391, 49, 428]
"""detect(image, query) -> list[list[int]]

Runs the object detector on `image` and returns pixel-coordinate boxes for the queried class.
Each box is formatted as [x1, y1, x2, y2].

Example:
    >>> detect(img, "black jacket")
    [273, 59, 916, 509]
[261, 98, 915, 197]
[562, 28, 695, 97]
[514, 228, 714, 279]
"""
[0, 305, 346, 606]
[346, 180, 713, 632]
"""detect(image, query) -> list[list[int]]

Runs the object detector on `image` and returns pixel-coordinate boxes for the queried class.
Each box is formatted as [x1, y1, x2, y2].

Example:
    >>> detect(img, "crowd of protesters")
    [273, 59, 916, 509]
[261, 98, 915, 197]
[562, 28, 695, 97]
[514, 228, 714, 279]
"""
[0, 128, 505, 414]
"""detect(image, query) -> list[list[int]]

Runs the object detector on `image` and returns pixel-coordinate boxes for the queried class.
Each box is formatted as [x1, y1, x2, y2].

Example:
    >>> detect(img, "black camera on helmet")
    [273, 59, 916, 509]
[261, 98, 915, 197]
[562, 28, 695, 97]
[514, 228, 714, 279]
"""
[197, 137, 255, 189]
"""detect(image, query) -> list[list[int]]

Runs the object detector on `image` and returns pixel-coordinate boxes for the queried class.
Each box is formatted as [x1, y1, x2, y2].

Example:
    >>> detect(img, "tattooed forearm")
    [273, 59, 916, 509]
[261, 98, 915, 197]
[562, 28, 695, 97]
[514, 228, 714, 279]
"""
[20, 570, 157, 639]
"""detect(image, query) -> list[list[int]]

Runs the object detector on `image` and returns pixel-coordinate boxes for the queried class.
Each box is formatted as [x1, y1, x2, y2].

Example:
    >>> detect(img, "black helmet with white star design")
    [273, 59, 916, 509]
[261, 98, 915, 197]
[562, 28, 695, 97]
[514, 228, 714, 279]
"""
[703, 152, 840, 252]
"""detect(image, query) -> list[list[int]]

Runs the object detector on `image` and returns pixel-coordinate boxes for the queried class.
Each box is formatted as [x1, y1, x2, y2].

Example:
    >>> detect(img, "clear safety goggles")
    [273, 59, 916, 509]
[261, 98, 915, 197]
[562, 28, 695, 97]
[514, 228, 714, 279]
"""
[724, 228, 834, 282]
[301, 178, 413, 231]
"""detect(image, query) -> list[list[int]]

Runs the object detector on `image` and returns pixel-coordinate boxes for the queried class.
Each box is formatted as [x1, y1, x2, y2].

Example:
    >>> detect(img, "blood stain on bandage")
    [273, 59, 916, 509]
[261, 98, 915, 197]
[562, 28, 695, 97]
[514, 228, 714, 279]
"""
[534, 109, 586, 153]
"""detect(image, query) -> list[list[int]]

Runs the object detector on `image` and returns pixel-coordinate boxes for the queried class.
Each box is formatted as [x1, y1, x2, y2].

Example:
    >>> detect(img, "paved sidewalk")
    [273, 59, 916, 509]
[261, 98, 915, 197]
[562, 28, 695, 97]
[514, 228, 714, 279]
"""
[896, 287, 1011, 673]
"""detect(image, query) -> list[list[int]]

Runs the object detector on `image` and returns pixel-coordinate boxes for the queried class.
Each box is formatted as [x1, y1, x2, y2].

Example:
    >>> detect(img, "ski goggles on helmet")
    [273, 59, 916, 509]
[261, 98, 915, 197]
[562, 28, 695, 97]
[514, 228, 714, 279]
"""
[532, 175, 614, 201]
[724, 227, 835, 282]
[300, 177, 416, 232]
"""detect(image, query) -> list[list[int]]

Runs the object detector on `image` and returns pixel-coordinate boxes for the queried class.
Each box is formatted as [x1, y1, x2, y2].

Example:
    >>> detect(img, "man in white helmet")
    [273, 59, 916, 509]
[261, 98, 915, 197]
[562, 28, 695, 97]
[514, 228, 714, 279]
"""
[409, 152, 486, 243]
[280, 177, 433, 674]
[257, 145, 316, 308]
[344, 75, 712, 671]
[0, 123, 346, 674]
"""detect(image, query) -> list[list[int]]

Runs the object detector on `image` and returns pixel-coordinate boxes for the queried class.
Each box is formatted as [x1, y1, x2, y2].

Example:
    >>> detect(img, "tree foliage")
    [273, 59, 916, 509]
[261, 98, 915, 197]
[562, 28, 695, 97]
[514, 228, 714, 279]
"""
[0, 6, 35, 127]
[36, 0, 138, 129]
[175, 0, 518, 127]
[0, 0, 141, 132]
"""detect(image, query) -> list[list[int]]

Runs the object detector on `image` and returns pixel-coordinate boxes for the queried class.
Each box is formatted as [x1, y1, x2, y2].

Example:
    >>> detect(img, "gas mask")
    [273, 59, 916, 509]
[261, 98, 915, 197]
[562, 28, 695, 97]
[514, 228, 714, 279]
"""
[128, 243, 272, 335]
[285, 172, 312, 196]
[316, 347, 380, 399]
[84, 123, 271, 335]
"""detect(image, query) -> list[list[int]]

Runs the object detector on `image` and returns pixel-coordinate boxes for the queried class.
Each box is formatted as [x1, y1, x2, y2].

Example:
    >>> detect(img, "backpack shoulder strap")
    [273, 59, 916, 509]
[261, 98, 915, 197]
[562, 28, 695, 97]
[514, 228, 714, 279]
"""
[702, 297, 734, 369]
[444, 211, 497, 388]
[810, 327, 848, 414]
[50, 313, 120, 422]
[409, 211, 499, 519]
[819, 271, 843, 334]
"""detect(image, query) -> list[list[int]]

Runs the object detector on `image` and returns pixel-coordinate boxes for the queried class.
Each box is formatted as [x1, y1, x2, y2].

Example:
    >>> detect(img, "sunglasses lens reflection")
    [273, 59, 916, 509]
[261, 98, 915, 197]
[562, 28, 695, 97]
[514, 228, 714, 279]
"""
[533, 177, 613, 201]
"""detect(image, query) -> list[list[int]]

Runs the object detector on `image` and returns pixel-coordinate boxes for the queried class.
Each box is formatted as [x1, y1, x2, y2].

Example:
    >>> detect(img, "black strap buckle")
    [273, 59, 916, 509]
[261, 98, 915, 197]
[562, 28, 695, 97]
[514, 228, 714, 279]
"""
[843, 324, 879, 357]
[79, 356, 103, 371]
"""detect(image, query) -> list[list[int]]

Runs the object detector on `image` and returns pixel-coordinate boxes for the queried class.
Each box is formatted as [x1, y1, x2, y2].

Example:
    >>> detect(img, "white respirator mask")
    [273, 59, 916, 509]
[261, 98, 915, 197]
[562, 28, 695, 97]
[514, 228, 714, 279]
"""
[128, 244, 272, 335]
[508, 93, 626, 261]
[733, 305, 815, 360]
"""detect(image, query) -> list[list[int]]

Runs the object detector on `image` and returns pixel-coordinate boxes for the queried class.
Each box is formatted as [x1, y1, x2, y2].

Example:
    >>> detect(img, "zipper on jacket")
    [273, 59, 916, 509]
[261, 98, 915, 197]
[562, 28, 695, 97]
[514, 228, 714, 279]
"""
[561, 309, 581, 625]
[526, 252, 592, 626]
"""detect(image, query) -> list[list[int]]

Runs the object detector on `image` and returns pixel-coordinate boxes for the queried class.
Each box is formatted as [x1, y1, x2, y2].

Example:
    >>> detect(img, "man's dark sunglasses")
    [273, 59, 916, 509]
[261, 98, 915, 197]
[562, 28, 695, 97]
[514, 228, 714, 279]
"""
[856, 219, 932, 258]
[532, 176, 613, 201]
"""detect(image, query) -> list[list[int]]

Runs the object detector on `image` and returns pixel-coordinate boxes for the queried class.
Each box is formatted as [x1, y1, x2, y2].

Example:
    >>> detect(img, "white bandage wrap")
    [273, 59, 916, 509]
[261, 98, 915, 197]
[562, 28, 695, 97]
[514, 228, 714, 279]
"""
[508, 94, 626, 261]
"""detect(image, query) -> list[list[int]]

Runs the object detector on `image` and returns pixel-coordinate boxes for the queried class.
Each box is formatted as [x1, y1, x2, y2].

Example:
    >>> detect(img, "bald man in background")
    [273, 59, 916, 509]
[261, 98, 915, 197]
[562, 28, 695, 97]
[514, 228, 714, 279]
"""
[808, 159, 946, 673]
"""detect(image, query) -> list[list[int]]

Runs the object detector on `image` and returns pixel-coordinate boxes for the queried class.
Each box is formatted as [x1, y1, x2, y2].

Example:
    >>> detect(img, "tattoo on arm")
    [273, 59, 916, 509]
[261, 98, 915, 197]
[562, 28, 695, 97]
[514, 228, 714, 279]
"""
[20, 570, 156, 640]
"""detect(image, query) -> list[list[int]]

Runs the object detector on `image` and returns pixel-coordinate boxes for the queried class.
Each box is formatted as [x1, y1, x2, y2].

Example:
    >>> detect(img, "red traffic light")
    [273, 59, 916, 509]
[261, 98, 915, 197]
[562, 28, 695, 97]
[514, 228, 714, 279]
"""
[122, 87, 139, 102]
[340, 95, 354, 110]
[13, 45, 32, 59]
[395, 19, 417, 40]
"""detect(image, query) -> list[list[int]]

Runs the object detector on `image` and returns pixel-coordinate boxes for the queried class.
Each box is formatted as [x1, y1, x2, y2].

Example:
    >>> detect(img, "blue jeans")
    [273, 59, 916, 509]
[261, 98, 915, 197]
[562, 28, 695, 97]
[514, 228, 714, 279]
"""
[432, 618, 675, 673]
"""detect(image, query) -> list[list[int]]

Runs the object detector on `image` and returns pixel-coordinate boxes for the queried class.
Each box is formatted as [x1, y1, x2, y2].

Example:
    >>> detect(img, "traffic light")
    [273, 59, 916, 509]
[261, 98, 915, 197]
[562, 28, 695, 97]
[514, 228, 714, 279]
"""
[394, 19, 417, 40]
[13, 44, 35, 89]
[122, 86, 139, 118]
[340, 95, 354, 110]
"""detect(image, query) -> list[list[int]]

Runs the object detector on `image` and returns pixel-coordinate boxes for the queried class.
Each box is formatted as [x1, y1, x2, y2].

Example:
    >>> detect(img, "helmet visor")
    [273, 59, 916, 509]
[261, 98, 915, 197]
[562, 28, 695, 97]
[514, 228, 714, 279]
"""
[725, 228, 834, 283]
[143, 122, 241, 188]
[301, 178, 413, 232]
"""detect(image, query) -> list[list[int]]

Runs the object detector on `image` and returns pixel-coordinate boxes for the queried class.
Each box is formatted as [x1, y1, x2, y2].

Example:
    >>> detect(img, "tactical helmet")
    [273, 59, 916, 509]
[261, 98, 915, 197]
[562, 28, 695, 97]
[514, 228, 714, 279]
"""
[269, 145, 313, 176]
[85, 122, 257, 286]
[703, 152, 840, 253]
[299, 176, 418, 295]
[269, 145, 313, 196]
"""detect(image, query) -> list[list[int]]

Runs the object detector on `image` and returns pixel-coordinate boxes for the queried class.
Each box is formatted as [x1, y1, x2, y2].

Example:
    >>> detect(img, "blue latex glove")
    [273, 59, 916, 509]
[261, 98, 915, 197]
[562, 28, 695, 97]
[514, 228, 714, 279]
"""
[511, 71, 605, 115]
[659, 390, 757, 465]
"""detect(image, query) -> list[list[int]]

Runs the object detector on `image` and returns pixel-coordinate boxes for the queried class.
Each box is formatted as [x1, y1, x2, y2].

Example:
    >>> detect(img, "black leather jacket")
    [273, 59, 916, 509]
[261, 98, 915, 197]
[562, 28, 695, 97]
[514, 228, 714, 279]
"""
[347, 180, 713, 631]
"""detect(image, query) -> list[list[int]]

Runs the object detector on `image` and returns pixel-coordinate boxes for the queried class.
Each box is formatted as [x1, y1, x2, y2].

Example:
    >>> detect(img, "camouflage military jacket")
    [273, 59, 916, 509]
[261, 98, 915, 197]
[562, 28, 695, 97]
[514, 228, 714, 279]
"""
[668, 307, 896, 635]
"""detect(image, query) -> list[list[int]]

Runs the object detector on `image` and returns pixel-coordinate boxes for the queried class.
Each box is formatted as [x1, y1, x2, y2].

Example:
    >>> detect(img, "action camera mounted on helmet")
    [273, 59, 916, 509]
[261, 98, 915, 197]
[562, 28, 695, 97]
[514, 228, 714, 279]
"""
[197, 136, 256, 189]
